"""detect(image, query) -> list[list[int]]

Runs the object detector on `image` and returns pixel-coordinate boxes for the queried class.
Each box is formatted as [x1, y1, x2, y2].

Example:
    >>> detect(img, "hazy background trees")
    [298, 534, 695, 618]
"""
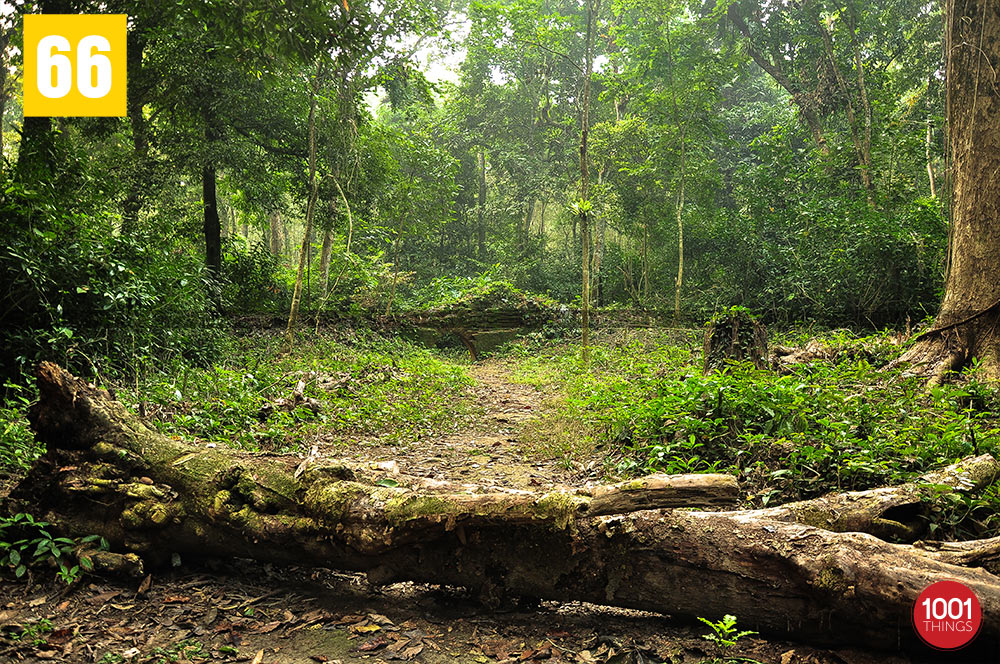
[1, 0, 949, 380]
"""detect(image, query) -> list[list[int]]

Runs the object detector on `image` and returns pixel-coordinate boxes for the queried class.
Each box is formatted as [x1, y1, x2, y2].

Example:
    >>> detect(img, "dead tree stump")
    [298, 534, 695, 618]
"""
[703, 307, 768, 373]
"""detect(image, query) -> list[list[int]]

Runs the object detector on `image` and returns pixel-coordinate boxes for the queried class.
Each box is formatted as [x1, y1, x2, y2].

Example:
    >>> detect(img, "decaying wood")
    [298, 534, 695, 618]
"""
[258, 372, 322, 420]
[9, 363, 1000, 654]
[703, 309, 768, 372]
[400, 284, 564, 358]
[745, 454, 1000, 540]
[911, 536, 1000, 574]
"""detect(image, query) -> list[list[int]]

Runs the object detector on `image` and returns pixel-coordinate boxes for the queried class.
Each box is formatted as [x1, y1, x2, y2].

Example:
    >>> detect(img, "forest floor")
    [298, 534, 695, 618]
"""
[328, 359, 597, 490]
[0, 326, 983, 664]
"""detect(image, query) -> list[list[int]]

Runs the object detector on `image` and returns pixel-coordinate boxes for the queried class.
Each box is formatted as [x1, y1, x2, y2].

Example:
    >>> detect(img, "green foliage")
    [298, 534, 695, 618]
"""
[123, 330, 475, 451]
[220, 239, 288, 312]
[0, 179, 224, 382]
[509, 329, 1000, 539]
[0, 513, 106, 584]
[698, 614, 757, 651]
[403, 266, 560, 312]
[10, 618, 54, 646]
[0, 381, 40, 471]
[149, 639, 208, 663]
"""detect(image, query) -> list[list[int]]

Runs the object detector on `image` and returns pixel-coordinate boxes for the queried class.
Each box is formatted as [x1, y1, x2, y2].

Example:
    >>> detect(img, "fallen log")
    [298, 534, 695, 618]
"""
[8, 363, 1000, 654]
[744, 454, 1000, 541]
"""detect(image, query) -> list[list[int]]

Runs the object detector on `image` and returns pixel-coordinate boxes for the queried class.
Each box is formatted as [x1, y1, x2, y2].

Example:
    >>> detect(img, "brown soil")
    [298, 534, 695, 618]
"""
[0, 560, 918, 664]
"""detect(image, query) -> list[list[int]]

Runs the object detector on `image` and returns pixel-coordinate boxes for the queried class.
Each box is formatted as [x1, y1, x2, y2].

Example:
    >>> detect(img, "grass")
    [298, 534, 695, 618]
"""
[120, 328, 478, 452]
[0, 327, 478, 466]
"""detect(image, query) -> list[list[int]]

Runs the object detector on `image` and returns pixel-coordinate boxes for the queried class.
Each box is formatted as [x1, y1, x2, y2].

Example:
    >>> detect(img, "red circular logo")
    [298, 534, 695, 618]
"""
[913, 580, 982, 650]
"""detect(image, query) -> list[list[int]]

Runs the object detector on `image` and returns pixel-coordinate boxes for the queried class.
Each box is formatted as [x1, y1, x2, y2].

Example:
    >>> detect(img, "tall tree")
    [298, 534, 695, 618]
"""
[578, 0, 599, 360]
[285, 64, 321, 349]
[898, 0, 1000, 381]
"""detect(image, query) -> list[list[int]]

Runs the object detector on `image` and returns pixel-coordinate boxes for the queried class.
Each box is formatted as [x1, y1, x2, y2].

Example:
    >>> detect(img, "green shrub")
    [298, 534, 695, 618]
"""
[511, 329, 1000, 538]
[220, 239, 288, 312]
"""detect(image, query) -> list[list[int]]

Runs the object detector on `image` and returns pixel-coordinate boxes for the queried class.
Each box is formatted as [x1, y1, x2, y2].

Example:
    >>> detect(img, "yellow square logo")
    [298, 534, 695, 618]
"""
[23, 14, 127, 117]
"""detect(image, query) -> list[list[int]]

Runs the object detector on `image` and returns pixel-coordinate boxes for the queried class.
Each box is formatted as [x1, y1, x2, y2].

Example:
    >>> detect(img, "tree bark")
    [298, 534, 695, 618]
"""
[896, 0, 1000, 380]
[727, 5, 830, 155]
[846, 1, 875, 202]
[0, 23, 11, 165]
[926, 114, 937, 199]
[319, 227, 333, 294]
[12, 363, 1000, 655]
[673, 139, 685, 321]
[745, 454, 1000, 542]
[269, 211, 283, 257]
[122, 29, 150, 234]
[202, 164, 221, 278]
[328, 176, 354, 297]
[818, 17, 874, 205]
[579, 0, 598, 362]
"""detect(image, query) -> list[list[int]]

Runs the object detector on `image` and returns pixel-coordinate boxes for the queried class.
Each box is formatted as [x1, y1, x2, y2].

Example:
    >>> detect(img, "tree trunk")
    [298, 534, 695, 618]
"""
[122, 29, 149, 234]
[703, 308, 767, 373]
[12, 362, 1000, 655]
[319, 228, 333, 295]
[0, 25, 10, 165]
[818, 18, 874, 205]
[477, 150, 487, 261]
[15, 117, 55, 183]
[592, 202, 605, 308]
[13, 0, 66, 183]
[269, 211, 283, 256]
[744, 454, 1000, 541]
[328, 176, 354, 297]
[522, 199, 535, 253]
[202, 164, 221, 278]
[579, 0, 598, 362]
[385, 201, 406, 317]
[728, 5, 829, 155]
[538, 200, 546, 256]
[641, 221, 649, 302]
[285, 67, 320, 349]
[926, 115, 937, 199]
[846, 1, 875, 202]
[897, 0, 1000, 381]
[673, 139, 686, 321]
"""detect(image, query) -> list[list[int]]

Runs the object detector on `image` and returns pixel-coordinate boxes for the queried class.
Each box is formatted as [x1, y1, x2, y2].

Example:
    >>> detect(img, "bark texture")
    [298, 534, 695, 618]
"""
[202, 164, 221, 277]
[703, 309, 768, 372]
[10, 363, 1000, 655]
[898, 0, 1000, 380]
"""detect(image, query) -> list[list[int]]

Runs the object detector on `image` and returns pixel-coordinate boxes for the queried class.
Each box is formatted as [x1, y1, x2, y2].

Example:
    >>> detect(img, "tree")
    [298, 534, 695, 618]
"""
[897, 0, 1000, 381]
[578, 0, 599, 359]
[285, 63, 322, 349]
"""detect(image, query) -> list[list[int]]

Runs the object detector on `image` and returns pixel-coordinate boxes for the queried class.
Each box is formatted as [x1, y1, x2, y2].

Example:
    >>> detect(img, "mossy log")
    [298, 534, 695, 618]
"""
[9, 363, 1000, 654]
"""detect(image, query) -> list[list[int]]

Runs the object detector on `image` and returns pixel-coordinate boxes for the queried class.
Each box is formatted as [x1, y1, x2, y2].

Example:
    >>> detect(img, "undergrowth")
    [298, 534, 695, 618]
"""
[3, 323, 999, 540]
[0, 328, 476, 464]
[120, 328, 476, 451]
[508, 327, 1000, 539]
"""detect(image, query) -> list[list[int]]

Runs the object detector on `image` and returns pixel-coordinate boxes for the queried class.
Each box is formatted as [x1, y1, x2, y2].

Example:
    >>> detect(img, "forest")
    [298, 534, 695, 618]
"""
[1, 0, 1000, 662]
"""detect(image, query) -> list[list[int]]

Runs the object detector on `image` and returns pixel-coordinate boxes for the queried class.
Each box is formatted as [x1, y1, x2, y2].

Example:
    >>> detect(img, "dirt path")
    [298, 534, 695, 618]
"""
[323, 359, 599, 490]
